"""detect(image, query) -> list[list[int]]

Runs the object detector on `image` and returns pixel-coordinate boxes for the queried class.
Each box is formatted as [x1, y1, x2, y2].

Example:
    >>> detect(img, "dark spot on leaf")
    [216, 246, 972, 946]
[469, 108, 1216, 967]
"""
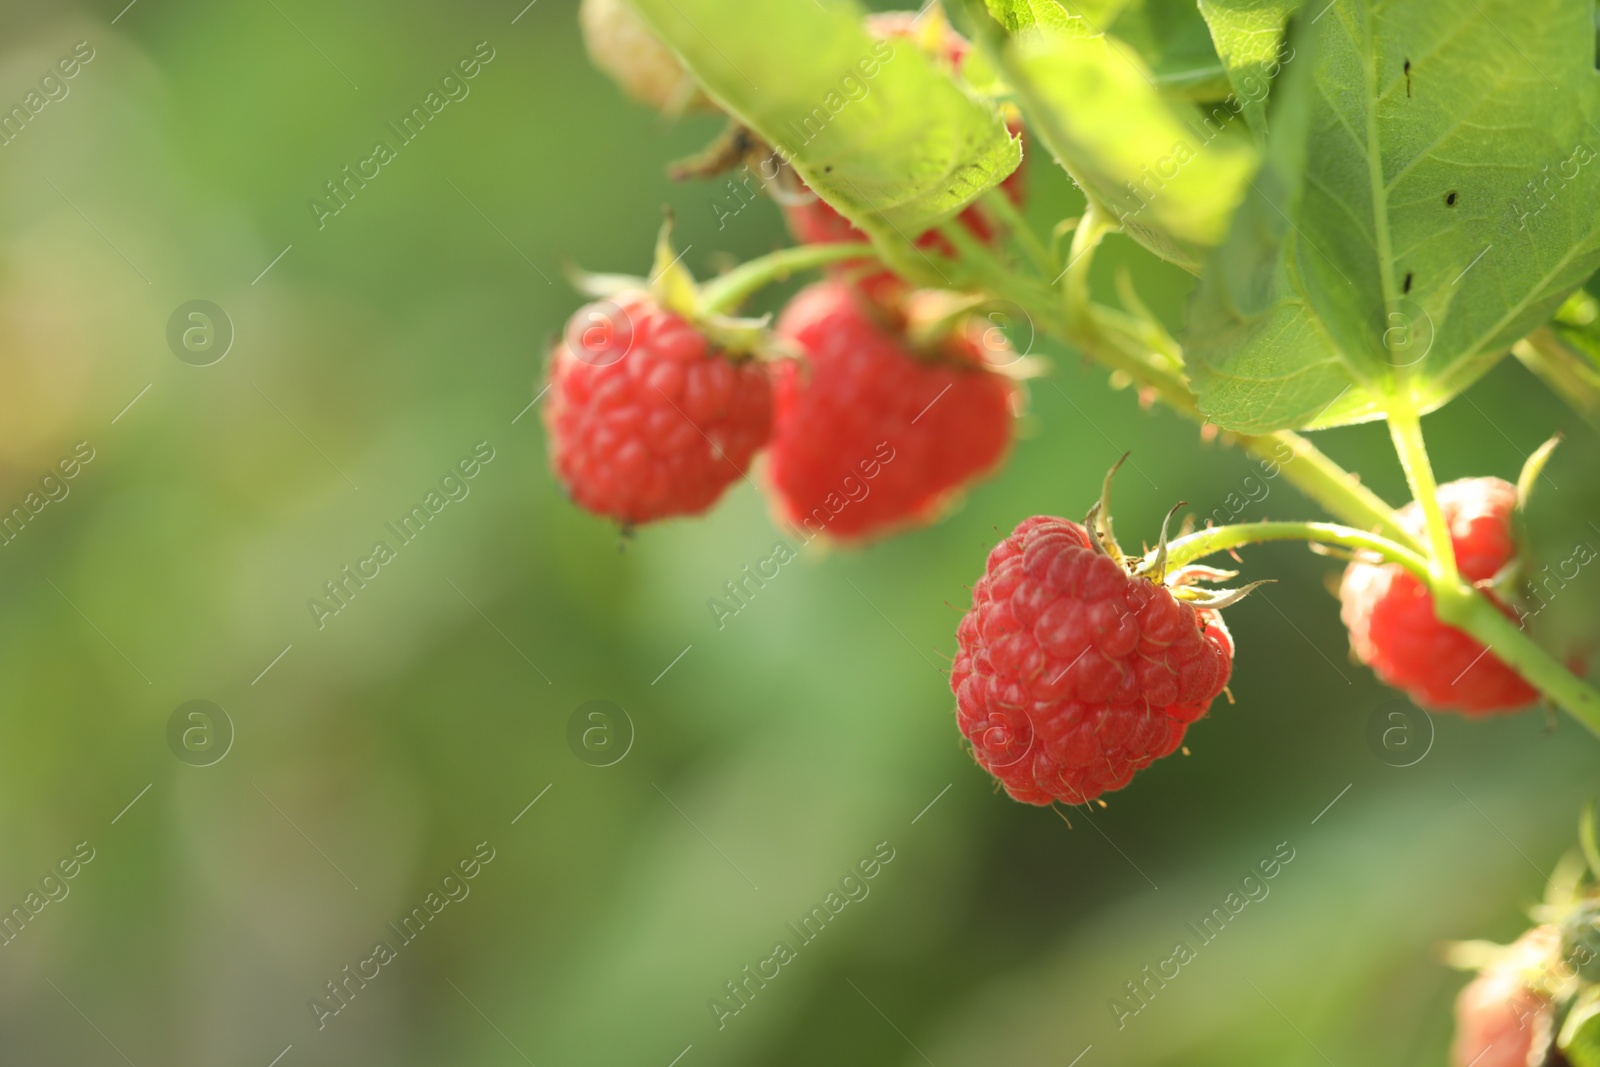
[1446, 191, 1458, 206]
[823, 165, 833, 173]
[1403, 271, 1414, 294]
[1403, 58, 1412, 98]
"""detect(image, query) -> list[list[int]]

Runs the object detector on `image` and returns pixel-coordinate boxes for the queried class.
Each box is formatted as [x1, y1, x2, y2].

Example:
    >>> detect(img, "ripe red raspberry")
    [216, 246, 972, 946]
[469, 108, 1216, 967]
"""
[950, 516, 1235, 805]
[767, 280, 1014, 541]
[544, 292, 772, 525]
[1450, 926, 1556, 1067]
[1339, 477, 1537, 714]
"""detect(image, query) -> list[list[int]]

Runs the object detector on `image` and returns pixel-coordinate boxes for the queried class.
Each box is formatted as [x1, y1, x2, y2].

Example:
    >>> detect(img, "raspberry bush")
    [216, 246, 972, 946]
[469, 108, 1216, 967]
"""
[565, 0, 1600, 1058]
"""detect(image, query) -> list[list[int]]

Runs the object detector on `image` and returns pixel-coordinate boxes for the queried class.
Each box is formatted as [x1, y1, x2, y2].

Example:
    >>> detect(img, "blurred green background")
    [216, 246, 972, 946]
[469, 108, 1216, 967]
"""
[2, 1, 1598, 1064]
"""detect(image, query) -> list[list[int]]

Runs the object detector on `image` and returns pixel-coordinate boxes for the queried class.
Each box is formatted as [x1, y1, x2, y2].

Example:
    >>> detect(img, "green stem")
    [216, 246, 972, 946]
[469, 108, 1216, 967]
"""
[943, 213, 1421, 549]
[698, 242, 877, 314]
[1159, 519, 1600, 734]
[1434, 584, 1600, 738]
[1386, 399, 1458, 584]
[902, 182, 1600, 736]
[1160, 520, 1430, 581]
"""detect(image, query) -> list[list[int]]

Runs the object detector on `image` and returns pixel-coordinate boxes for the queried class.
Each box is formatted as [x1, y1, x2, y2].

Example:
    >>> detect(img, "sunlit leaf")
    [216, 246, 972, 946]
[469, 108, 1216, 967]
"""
[629, 0, 1020, 252]
[1563, 987, 1600, 1067]
[1195, 0, 1302, 137]
[1002, 27, 1259, 269]
[1109, 0, 1232, 97]
[1185, 0, 1600, 433]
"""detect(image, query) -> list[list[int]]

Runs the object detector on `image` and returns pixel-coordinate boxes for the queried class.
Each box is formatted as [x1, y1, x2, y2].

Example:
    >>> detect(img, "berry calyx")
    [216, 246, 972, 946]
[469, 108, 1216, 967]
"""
[950, 510, 1236, 806]
[767, 279, 1015, 542]
[1339, 477, 1538, 714]
[544, 290, 772, 525]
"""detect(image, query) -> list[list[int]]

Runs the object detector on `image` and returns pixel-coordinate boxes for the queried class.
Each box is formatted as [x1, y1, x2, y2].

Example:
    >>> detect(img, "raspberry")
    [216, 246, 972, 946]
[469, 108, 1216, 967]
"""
[579, 0, 706, 113]
[767, 280, 1014, 541]
[544, 291, 772, 525]
[1339, 477, 1537, 714]
[1450, 926, 1556, 1067]
[950, 516, 1235, 805]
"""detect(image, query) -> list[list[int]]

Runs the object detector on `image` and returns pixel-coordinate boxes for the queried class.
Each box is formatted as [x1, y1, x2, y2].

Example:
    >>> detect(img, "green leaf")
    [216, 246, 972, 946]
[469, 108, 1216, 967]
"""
[1001, 27, 1259, 269]
[1562, 987, 1600, 1067]
[1107, 0, 1233, 97]
[1194, 0, 1302, 137]
[1186, 0, 1600, 433]
[627, 0, 1019, 254]
[984, 0, 1085, 34]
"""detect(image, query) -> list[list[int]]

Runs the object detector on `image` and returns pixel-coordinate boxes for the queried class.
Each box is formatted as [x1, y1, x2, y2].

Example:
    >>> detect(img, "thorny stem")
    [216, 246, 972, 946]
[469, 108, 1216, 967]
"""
[1164, 519, 1600, 735]
[1160, 520, 1430, 582]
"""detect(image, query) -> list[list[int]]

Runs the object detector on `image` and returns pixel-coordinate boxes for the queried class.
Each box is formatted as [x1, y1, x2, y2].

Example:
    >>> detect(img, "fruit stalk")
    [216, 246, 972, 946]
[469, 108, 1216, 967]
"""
[1159, 520, 1429, 580]
[1162, 518, 1600, 733]
[1386, 399, 1460, 584]
[698, 242, 880, 314]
